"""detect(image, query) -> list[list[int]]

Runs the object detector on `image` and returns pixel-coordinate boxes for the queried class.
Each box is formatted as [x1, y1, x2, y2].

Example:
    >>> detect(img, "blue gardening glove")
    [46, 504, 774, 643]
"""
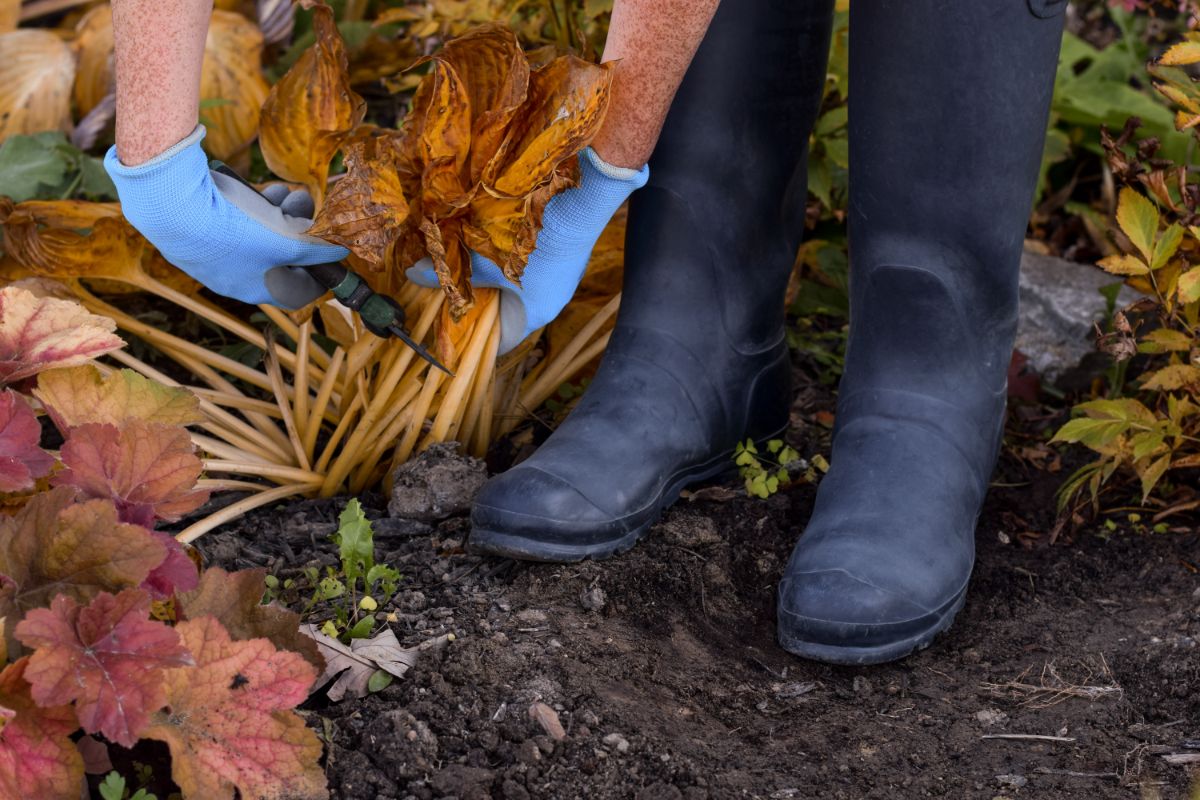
[407, 147, 649, 354]
[104, 125, 349, 309]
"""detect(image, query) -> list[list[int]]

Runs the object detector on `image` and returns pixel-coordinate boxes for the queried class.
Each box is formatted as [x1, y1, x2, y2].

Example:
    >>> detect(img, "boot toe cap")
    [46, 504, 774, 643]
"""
[470, 465, 631, 560]
[777, 568, 958, 663]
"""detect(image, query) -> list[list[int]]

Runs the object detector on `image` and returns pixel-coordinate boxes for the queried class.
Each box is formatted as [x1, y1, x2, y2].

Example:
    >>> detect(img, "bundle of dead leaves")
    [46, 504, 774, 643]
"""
[308, 23, 613, 321]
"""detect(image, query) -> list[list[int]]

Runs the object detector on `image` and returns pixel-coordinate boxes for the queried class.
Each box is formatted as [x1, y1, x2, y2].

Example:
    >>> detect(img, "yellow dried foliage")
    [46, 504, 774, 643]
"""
[72, 5, 114, 117]
[201, 10, 271, 161]
[0, 30, 75, 144]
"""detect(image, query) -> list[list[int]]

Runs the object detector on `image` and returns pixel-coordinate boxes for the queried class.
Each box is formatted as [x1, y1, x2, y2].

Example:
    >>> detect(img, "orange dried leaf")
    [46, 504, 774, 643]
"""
[0, 488, 167, 623]
[143, 617, 328, 800]
[0, 30, 74, 143]
[52, 420, 209, 528]
[0, 658, 83, 800]
[309, 130, 409, 264]
[259, 2, 365, 203]
[15, 589, 192, 747]
[418, 61, 474, 217]
[202, 10, 271, 161]
[420, 217, 474, 319]
[34, 364, 203, 431]
[0, 285, 124, 386]
[0, 390, 53, 494]
[490, 56, 612, 198]
[177, 566, 323, 671]
[0, 199, 147, 283]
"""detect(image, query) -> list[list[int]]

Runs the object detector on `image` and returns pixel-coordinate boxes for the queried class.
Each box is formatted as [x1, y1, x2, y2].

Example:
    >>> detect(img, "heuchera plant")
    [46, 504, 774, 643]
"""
[0, 283, 328, 799]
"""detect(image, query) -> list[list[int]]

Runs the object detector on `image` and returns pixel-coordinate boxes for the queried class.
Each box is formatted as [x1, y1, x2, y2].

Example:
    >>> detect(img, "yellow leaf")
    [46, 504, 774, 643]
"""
[200, 10, 270, 161]
[1115, 187, 1159, 264]
[72, 5, 114, 117]
[1158, 37, 1200, 66]
[0, 198, 146, 284]
[1141, 364, 1200, 391]
[0, 30, 75, 144]
[490, 55, 613, 198]
[1178, 266, 1200, 304]
[416, 61, 473, 217]
[34, 364, 204, 429]
[259, 2, 365, 204]
[1096, 254, 1149, 276]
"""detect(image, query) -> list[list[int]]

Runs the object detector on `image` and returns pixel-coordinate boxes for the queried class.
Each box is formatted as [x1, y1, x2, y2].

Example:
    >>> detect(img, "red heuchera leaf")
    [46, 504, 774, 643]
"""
[142, 531, 200, 600]
[143, 616, 329, 800]
[177, 567, 323, 670]
[0, 389, 53, 493]
[0, 658, 84, 800]
[0, 488, 167, 625]
[51, 420, 209, 528]
[0, 285, 124, 387]
[15, 589, 193, 747]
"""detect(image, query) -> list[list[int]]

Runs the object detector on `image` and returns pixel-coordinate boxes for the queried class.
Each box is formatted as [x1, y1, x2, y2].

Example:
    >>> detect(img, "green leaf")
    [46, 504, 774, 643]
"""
[1138, 328, 1193, 354]
[367, 669, 393, 693]
[99, 773, 125, 800]
[78, 157, 118, 200]
[334, 498, 375, 585]
[1138, 453, 1171, 501]
[0, 133, 71, 202]
[1052, 417, 1129, 450]
[1116, 188, 1159, 264]
[346, 616, 374, 640]
[1152, 223, 1184, 270]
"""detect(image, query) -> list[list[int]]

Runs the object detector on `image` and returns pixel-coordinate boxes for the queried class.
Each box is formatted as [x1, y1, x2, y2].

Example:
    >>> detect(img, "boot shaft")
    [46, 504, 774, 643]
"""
[619, 0, 835, 354]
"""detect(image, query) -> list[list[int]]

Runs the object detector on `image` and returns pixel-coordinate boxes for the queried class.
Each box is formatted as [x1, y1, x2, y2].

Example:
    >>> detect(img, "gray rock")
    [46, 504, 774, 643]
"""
[388, 442, 488, 522]
[579, 586, 607, 613]
[1017, 250, 1141, 381]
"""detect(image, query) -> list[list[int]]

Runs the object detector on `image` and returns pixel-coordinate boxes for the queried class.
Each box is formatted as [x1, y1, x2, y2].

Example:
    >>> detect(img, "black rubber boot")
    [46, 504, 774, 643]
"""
[469, 0, 835, 561]
[777, 0, 1066, 665]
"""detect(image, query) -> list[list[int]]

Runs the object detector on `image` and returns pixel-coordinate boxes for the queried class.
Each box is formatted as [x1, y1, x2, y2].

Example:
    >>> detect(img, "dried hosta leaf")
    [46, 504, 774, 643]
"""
[0, 199, 147, 283]
[15, 589, 193, 747]
[201, 10, 271, 161]
[490, 56, 612, 198]
[34, 364, 204, 431]
[420, 217, 473, 319]
[424, 24, 529, 185]
[418, 61, 474, 217]
[0, 488, 167, 623]
[177, 567, 323, 671]
[259, 1, 364, 203]
[0, 30, 75, 144]
[143, 617, 329, 800]
[0, 658, 84, 800]
[72, 5, 115, 118]
[0, 286, 124, 387]
[0, 390, 54, 494]
[52, 420, 209, 528]
[309, 130, 409, 264]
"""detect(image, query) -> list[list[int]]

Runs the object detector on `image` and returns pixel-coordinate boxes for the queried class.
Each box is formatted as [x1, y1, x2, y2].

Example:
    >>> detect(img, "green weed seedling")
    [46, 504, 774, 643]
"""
[735, 439, 817, 499]
[98, 770, 158, 800]
[305, 499, 401, 642]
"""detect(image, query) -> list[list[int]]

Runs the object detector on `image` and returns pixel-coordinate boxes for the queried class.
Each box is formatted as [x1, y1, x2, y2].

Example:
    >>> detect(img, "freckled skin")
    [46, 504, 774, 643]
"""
[112, 0, 213, 166]
[110, 0, 717, 171]
[594, 0, 721, 169]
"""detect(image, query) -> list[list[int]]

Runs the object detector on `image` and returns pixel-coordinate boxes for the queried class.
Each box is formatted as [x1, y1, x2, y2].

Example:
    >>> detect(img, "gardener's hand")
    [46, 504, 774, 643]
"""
[407, 147, 649, 355]
[104, 125, 349, 309]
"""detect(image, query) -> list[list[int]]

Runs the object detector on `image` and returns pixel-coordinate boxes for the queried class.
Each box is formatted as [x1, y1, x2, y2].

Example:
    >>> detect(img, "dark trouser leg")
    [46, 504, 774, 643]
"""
[778, 0, 1065, 664]
[469, 0, 835, 561]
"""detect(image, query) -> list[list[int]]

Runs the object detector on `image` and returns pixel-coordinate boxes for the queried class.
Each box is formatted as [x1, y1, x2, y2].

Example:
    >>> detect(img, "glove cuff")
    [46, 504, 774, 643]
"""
[105, 125, 207, 177]
[580, 146, 650, 188]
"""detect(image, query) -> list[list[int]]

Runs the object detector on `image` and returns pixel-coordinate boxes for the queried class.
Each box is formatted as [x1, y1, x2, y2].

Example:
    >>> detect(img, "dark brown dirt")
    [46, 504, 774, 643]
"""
[195, 428, 1200, 800]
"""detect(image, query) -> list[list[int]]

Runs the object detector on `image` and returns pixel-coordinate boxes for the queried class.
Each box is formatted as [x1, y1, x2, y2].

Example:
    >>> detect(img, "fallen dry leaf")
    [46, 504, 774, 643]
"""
[300, 624, 451, 701]
[259, 1, 365, 204]
[0, 30, 75, 143]
[72, 5, 115, 118]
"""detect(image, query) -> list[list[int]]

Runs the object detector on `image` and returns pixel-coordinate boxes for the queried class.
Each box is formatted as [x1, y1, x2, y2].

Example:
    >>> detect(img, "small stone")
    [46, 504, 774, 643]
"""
[580, 710, 600, 726]
[388, 442, 488, 521]
[996, 774, 1027, 789]
[576, 725, 591, 738]
[975, 708, 1008, 727]
[602, 733, 630, 754]
[515, 609, 549, 626]
[516, 739, 541, 765]
[852, 676, 873, 695]
[579, 586, 607, 612]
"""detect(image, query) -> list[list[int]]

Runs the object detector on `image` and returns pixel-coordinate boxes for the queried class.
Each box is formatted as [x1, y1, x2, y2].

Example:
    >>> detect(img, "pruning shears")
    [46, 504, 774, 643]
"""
[209, 161, 453, 376]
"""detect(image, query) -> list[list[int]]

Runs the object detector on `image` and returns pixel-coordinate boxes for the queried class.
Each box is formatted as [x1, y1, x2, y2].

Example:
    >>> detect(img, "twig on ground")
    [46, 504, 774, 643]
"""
[982, 734, 1077, 743]
[980, 655, 1122, 707]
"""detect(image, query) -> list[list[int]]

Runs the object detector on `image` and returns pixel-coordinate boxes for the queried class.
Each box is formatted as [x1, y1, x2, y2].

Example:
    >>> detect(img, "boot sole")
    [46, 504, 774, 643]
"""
[469, 428, 786, 563]
[776, 582, 969, 666]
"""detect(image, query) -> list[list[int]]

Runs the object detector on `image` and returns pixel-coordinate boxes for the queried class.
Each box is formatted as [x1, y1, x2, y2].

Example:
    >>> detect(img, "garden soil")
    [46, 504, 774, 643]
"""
[193, 403, 1200, 800]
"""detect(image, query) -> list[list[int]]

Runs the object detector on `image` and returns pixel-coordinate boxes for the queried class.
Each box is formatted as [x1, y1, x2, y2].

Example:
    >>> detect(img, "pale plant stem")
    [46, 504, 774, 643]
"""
[348, 371, 426, 492]
[388, 369, 445, 474]
[422, 292, 499, 447]
[191, 432, 272, 465]
[518, 330, 612, 419]
[195, 478, 273, 492]
[318, 293, 443, 495]
[176, 482, 319, 544]
[520, 292, 620, 409]
[257, 304, 333, 372]
[314, 392, 365, 474]
[460, 319, 501, 456]
[202, 459, 323, 484]
[294, 321, 312, 446]
[188, 388, 283, 418]
[264, 332, 312, 472]
[304, 346, 346, 463]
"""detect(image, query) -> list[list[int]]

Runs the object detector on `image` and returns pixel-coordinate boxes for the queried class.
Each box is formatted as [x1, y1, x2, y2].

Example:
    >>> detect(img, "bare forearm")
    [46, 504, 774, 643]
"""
[112, 0, 212, 165]
[593, 0, 720, 169]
